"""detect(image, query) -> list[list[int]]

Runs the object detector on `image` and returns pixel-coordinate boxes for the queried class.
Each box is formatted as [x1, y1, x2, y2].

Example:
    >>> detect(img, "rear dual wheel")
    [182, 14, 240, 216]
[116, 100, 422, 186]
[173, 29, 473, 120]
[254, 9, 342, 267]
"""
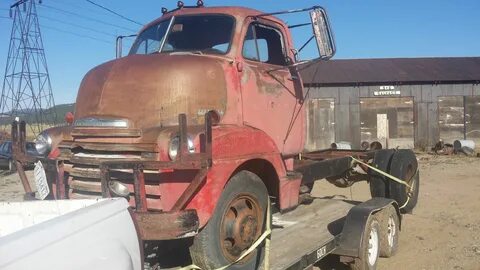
[369, 149, 420, 213]
[190, 171, 269, 270]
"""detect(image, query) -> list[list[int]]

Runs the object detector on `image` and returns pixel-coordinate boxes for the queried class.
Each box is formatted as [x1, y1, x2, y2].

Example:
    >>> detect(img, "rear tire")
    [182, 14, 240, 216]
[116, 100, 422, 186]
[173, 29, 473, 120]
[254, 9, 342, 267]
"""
[350, 216, 380, 270]
[388, 150, 419, 213]
[378, 205, 399, 258]
[190, 171, 269, 270]
[369, 150, 395, 198]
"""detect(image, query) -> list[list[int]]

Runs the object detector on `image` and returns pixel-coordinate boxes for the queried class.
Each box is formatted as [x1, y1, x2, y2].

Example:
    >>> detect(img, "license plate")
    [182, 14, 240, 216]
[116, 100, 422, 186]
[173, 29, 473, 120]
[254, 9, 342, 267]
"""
[34, 161, 50, 200]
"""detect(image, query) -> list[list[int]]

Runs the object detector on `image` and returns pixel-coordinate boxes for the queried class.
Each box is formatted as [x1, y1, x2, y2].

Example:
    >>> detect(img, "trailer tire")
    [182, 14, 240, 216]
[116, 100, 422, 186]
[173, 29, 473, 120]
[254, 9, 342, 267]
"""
[377, 205, 399, 258]
[190, 170, 268, 270]
[369, 149, 395, 198]
[388, 150, 419, 213]
[350, 216, 380, 270]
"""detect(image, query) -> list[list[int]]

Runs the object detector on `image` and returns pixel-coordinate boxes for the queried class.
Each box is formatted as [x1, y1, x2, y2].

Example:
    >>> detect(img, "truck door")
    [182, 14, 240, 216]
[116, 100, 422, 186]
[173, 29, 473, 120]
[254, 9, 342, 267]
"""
[239, 20, 304, 155]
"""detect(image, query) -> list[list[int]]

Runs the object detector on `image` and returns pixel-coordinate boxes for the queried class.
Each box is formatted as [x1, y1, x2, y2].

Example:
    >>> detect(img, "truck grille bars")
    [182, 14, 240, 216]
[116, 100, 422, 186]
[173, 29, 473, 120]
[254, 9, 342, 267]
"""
[99, 112, 213, 212]
[11, 112, 213, 213]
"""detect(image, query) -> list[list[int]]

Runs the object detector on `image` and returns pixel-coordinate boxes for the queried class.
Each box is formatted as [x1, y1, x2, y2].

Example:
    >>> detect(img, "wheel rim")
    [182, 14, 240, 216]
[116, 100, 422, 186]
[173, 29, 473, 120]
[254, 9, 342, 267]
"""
[387, 216, 396, 247]
[220, 194, 263, 262]
[367, 225, 379, 266]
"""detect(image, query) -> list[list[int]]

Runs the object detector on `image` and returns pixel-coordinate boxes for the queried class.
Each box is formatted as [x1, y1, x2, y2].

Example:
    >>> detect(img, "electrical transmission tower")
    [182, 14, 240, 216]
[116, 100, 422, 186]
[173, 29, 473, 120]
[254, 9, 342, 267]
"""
[1, 0, 57, 137]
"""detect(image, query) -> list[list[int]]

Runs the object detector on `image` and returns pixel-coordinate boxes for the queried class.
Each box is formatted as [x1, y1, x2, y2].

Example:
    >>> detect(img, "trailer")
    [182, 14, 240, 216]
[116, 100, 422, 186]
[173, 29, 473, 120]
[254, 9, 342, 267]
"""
[270, 198, 400, 270]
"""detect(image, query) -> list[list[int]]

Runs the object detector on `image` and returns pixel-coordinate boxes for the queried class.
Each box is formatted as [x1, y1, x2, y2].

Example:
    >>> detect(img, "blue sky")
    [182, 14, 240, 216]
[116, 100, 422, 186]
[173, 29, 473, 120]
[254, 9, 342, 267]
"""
[0, 0, 479, 105]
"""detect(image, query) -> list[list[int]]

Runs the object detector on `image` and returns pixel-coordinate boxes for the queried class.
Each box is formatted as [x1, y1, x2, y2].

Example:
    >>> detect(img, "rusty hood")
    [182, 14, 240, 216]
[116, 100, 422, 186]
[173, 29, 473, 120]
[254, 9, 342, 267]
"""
[74, 53, 228, 130]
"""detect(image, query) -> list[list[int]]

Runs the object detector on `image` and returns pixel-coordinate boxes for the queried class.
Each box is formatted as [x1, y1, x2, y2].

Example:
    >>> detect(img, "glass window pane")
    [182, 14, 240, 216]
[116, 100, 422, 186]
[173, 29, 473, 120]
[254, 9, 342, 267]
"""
[306, 98, 335, 150]
[242, 25, 258, 61]
[466, 96, 480, 150]
[438, 96, 464, 144]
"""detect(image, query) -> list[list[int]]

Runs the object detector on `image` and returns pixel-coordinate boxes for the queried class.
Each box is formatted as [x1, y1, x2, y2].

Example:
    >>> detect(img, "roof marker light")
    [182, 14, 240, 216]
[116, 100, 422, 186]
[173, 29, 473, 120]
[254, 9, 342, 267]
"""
[177, 1, 184, 8]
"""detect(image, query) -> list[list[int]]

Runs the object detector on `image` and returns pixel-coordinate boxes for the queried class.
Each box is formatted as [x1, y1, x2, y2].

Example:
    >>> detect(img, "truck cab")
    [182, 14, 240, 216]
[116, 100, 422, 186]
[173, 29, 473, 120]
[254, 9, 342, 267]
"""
[30, 4, 335, 221]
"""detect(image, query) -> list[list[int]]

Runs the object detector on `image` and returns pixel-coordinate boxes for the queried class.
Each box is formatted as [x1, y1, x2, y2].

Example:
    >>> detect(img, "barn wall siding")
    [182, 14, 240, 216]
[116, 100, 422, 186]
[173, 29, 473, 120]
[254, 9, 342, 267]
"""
[308, 83, 480, 149]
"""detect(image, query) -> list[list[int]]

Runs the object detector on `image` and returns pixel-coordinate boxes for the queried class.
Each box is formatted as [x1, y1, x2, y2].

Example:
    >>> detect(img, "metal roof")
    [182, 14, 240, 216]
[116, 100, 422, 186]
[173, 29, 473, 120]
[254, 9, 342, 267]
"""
[299, 57, 480, 86]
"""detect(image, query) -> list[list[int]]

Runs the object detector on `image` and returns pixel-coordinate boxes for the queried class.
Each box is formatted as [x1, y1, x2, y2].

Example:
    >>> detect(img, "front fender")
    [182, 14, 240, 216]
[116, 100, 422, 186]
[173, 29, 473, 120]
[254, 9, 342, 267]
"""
[185, 125, 287, 227]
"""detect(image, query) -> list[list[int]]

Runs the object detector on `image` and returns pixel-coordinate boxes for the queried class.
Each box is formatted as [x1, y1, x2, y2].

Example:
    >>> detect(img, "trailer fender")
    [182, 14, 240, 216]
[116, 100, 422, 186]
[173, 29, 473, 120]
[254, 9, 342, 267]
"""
[333, 197, 401, 258]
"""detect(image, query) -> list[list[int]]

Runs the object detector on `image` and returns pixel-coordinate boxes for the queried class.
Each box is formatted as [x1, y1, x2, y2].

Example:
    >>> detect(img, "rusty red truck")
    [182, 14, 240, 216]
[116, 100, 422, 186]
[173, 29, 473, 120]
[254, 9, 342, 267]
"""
[11, 2, 419, 270]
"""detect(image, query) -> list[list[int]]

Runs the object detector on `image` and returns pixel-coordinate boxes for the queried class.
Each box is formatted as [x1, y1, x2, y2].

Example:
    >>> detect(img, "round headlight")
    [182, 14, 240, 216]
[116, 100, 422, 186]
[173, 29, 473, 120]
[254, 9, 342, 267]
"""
[34, 132, 52, 156]
[168, 136, 195, 160]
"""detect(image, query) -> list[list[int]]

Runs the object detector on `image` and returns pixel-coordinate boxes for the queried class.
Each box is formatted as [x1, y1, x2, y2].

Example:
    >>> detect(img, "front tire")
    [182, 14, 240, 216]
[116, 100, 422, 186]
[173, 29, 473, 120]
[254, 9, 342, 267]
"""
[190, 171, 269, 270]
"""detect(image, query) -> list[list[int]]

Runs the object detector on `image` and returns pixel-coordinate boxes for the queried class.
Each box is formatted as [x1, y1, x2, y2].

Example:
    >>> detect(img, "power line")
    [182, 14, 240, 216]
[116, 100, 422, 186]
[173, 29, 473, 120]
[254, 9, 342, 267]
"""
[85, 0, 143, 26]
[39, 15, 117, 38]
[39, 4, 137, 33]
[41, 24, 113, 44]
[49, 0, 117, 18]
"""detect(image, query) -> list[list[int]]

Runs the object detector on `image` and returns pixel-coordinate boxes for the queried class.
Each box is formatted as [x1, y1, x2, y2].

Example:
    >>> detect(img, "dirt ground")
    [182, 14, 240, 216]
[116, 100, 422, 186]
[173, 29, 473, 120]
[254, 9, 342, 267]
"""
[1, 153, 479, 270]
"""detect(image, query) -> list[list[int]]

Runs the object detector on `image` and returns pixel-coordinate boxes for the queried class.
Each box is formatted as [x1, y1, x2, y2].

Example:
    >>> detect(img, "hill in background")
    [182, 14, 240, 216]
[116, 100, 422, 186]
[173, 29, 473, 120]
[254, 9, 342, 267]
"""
[0, 103, 75, 125]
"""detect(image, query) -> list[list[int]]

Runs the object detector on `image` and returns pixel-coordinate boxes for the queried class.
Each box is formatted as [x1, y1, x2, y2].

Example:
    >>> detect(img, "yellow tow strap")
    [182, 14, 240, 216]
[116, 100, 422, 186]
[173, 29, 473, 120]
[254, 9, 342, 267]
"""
[350, 156, 416, 209]
[179, 197, 272, 270]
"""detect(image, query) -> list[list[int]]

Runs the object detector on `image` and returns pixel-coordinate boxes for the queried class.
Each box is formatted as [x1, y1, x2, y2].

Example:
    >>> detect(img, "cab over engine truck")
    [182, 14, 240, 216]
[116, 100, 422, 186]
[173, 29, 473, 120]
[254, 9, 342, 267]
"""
[11, 2, 420, 270]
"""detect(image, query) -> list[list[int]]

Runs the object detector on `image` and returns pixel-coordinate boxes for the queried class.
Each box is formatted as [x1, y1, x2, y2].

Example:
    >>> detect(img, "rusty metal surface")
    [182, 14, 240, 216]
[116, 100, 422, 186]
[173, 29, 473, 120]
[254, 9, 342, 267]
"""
[75, 53, 229, 130]
[300, 57, 480, 86]
[11, 121, 34, 194]
[99, 113, 213, 212]
[133, 209, 199, 240]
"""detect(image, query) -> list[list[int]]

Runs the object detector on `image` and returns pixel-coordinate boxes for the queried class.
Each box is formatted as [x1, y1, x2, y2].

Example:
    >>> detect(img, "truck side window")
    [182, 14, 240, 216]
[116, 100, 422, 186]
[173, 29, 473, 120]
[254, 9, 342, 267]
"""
[242, 23, 286, 66]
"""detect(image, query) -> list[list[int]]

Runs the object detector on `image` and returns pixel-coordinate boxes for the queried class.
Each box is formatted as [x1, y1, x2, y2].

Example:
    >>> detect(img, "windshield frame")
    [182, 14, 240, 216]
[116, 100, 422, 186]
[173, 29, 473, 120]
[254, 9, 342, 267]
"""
[129, 13, 237, 56]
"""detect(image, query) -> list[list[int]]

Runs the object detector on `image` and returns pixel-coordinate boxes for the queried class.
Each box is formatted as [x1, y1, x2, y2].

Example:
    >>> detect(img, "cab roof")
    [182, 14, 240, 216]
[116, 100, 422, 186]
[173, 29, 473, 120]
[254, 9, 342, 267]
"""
[140, 6, 286, 34]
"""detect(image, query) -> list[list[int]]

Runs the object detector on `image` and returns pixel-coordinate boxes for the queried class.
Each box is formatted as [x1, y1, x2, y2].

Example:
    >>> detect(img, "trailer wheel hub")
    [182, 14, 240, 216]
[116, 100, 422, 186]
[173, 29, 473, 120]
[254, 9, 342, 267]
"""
[220, 195, 262, 262]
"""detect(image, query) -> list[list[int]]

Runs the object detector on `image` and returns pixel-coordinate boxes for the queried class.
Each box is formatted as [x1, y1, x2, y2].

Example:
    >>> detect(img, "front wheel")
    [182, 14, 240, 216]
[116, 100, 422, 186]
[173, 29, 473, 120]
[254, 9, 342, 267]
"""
[190, 171, 269, 270]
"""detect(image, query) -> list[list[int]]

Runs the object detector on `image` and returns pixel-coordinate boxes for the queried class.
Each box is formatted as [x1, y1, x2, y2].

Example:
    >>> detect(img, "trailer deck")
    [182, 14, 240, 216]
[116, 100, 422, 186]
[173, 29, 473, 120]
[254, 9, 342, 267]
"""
[270, 197, 355, 270]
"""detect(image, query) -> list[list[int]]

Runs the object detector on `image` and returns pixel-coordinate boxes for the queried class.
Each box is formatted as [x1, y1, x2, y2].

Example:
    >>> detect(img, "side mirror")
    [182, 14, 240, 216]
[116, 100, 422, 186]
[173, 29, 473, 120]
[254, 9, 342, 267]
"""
[310, 8, 336, 60]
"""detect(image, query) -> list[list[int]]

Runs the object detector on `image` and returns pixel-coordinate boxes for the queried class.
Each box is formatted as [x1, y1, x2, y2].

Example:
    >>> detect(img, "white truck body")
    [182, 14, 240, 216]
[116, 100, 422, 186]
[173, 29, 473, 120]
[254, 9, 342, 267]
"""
[0, 198, 141, 270]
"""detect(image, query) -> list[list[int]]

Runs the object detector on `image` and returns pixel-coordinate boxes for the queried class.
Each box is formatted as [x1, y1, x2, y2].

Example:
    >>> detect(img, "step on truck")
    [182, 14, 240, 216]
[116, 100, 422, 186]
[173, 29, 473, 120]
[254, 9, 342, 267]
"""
[11, 2, 420, 269]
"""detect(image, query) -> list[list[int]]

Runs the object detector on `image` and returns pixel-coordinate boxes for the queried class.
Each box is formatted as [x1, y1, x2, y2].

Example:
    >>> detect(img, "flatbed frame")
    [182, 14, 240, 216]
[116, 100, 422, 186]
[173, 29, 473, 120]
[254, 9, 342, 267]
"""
[270, 197, 400, 270]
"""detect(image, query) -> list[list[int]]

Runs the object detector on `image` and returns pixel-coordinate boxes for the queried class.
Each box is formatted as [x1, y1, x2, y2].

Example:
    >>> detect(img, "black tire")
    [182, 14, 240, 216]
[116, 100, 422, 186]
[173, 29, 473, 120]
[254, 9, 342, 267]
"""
[369, 149, 395, 198]
[350, 216, 380, 270]
[190, 171, 269, 270]
[388, 150, 419, 214]
[8, 159, 16, 172]
[377, 205, 399, 258]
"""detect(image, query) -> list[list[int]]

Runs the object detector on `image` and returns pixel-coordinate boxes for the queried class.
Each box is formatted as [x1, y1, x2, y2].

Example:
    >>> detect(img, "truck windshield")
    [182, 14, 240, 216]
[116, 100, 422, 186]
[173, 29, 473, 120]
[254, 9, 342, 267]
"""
[129, 15, 235, 55]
